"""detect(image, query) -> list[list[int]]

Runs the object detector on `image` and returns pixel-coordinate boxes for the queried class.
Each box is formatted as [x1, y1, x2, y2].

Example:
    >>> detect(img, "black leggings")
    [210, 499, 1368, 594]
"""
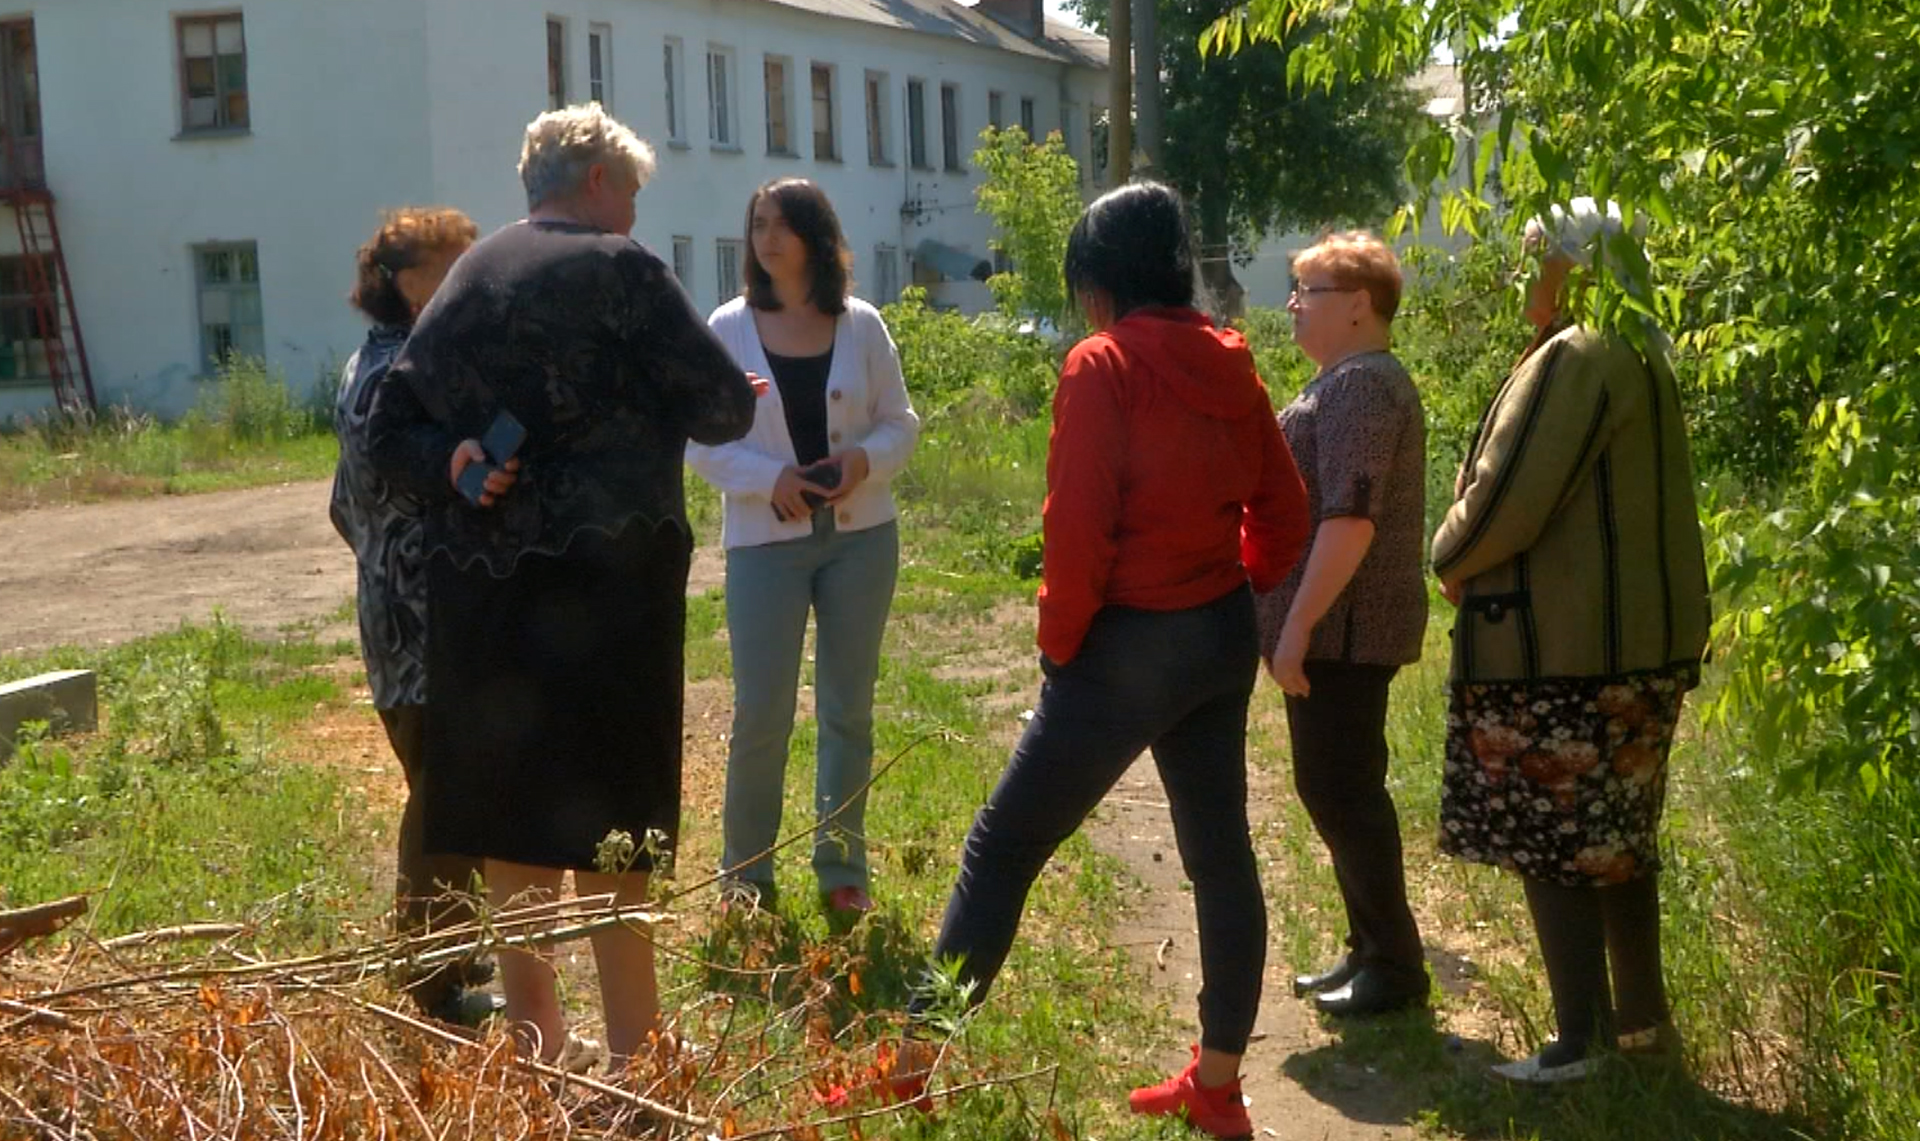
[1524, 874, 1668, 1057]
[914, 587, 1267, 1054]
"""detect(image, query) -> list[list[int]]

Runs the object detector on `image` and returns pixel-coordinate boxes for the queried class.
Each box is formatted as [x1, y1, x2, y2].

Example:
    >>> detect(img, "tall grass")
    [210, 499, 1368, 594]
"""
[0, 356, 338, 510]
[0, 619, 377, 946]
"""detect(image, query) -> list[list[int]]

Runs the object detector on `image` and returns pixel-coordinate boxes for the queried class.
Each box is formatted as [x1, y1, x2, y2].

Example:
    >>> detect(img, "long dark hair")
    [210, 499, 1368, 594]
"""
[743, 178, 854, 314]
[1063, 181, 1196, 319]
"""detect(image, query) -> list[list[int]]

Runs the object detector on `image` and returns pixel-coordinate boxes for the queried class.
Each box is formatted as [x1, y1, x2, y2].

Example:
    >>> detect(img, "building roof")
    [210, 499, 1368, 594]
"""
[754, 0, 1108, 69]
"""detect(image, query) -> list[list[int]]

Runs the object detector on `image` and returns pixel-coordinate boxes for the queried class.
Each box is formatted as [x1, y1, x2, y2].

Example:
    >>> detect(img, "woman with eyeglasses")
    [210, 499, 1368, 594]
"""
[1256, 231, 1431, 1018]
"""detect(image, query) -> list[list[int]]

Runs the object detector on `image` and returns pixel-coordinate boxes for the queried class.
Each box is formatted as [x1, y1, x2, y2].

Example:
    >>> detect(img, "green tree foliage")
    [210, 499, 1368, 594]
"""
[1209, 0, 1920, 795]
[1073, 0, 1421, 307]
[971, 126, 1084, 326]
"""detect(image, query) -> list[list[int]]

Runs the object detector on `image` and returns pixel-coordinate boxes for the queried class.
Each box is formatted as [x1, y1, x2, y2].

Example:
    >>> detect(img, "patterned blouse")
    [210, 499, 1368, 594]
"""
[366, 221, 757, 578]
[330, 324, 429, 709]
[1256, 350, 1429, 666]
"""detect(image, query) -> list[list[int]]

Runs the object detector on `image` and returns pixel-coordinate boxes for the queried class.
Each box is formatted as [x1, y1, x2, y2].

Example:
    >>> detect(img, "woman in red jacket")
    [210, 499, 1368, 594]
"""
[910, 182, 1309, 1138]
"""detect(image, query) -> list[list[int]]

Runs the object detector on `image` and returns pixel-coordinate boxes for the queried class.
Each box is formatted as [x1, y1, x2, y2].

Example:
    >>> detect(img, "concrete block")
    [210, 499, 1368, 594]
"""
[0, 669, 98, 758]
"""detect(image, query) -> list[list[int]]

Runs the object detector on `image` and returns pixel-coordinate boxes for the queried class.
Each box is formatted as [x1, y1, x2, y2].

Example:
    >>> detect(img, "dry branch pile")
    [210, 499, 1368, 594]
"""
[0, 894, 1043, 1141]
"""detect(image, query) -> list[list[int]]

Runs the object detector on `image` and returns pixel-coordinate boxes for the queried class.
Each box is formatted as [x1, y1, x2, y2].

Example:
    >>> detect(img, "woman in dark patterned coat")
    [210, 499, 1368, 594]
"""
[1433, 199, 1710, 1082]
[367, 105, 759, 1069]
[330, 206, 499, 1027]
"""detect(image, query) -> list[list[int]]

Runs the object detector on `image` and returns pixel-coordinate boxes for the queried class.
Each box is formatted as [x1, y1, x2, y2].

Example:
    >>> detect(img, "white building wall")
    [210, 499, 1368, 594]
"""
[2, 0, 436, 422]
[2, 0, 1101, 422]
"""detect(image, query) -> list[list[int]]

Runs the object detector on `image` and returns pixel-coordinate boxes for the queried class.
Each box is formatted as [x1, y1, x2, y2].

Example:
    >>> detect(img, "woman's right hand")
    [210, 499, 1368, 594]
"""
[771, 464, 833, 521]
[450, 439, 520, 508]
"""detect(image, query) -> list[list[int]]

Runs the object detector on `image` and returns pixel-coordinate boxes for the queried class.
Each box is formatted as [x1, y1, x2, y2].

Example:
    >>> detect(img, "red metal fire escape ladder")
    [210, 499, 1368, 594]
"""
[8, 191, 93, 412]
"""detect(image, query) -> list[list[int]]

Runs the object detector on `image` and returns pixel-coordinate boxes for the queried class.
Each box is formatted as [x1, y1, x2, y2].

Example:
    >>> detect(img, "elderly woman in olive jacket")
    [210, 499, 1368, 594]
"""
[1433, 199, 1710, 1084]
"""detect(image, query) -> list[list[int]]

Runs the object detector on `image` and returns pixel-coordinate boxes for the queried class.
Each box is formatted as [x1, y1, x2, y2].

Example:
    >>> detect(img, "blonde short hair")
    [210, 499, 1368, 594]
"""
[1291, 230, 1403, 322]
[518, 104, 657, 209]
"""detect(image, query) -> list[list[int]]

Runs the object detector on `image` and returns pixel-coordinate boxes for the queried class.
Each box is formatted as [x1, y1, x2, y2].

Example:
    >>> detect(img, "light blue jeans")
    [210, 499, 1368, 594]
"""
[722, 514, 899, 893]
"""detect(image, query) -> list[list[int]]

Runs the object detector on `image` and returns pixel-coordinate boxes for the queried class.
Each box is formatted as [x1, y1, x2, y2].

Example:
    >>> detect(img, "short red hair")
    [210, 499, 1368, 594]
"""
[1292, 230, 1402, 322]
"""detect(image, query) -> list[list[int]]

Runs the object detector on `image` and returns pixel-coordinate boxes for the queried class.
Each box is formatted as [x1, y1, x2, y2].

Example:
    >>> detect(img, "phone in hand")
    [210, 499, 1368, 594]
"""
[798, 459, 842, 509]
[772, 459, 843, 521]
[457, 409, 527, 505]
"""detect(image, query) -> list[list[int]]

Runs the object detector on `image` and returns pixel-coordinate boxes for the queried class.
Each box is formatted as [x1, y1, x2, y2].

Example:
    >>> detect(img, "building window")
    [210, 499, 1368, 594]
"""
[545, 18, 567, 110]
[716, 239, 743, 306]
[193, 242, 264, 369]
[940, 83, 962, 171]
[671, 236, 694, 292]
[588, 23, 611, 110]
[178, 14, 248, 133]
[1092, 105, 1111, 182]
[664, 38, 685, 143]
[873, 244, 899, 304]
[1, 21, 42, 190]
[988, 90, 1004, 129]
[864, 70, 891, 165]
[707, 46, 735, 146]
[764, 55, 792, 155]
[1062, 102, 1080, 174]
[810, 63, 836, 160]
[906, 79, 927, 169]
[1019, 96, 1035, 138]
[0, 255, 56, 382]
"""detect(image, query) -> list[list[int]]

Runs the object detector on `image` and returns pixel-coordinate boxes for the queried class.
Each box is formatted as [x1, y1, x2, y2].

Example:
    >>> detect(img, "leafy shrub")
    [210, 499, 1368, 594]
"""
[883, 288, 1060, 422]
[194, 355, 317, 442]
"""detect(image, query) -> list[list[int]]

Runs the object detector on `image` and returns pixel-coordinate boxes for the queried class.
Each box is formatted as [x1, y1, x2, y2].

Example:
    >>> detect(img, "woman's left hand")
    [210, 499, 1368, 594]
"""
[824, 447, 870, 501]
[1268, 625, 1311, 697]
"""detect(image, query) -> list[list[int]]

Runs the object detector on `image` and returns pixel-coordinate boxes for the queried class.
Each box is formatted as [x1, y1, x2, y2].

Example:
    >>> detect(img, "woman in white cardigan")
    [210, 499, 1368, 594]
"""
[687, 178, 919, 918]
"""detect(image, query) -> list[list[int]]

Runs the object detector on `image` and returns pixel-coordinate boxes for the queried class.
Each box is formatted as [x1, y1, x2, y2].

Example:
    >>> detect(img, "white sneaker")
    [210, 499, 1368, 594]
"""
[1490, 1045, 1599, 1084]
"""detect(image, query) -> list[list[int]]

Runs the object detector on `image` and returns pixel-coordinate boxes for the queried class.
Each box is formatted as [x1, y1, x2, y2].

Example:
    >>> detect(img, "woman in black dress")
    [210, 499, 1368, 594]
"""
[368, 104, 758, 1068]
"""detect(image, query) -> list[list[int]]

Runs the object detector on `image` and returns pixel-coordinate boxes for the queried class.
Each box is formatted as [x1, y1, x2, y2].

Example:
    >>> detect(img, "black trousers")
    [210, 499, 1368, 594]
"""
[379, 704, 485, 1007]
[1283, 660, 1425, 979]
[919, 586, 1267, 1054]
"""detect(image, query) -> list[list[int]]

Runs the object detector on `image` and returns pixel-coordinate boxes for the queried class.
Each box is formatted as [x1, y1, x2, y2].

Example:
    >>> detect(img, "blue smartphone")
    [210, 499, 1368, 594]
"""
[457, 410, 527, 504]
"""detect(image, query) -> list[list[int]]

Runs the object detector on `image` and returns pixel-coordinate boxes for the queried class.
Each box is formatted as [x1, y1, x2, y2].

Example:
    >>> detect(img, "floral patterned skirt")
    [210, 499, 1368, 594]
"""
[1439, 666, 1695, 887]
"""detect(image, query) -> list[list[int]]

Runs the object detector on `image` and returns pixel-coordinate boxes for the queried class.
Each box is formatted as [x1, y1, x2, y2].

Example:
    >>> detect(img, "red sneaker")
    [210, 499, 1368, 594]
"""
[826, 885, 874, 915]
[1128, 1045, 1252, 1140]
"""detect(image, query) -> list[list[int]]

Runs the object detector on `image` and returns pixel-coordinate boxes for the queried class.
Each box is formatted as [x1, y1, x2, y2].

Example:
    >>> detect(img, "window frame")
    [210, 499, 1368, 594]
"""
[176, 12, 249, 135]
[545, 17, 567, 111]
[663, 37, 686, 144]
[587, 22, 612, 110]
[671, 235, 695, 293]
[706, 45, 737, 148]
[939, 81, 963, 172]
[763, 54, 794, 156]
[873, 244, 899, 304]
[906, 78, 928, 170]
[1019, 95, 1035, 138]
[192, 240, 264, 371]
[715, 238, 745, 307]
[864, 69, 892, 166]
[810, 61, 837, 161]
[988, 89, 1004, 130]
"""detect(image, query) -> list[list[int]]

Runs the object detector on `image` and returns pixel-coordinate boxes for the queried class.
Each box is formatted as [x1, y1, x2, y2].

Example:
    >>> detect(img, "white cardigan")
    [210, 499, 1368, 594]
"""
[688, 296, 920, 550]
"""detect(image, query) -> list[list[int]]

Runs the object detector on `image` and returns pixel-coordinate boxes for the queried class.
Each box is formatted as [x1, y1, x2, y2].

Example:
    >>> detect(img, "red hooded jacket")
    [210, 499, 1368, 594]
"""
[1037, 307, 1310, 664]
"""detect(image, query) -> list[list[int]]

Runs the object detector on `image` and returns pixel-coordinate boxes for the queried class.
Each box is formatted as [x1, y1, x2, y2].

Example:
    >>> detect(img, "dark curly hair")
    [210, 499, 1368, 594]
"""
[743, 178, 854, 314]
[348, 207, 479, 326]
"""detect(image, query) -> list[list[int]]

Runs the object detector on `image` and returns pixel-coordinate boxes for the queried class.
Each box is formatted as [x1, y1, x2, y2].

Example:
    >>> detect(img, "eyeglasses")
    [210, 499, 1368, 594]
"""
[1289, 280, 1359, 299]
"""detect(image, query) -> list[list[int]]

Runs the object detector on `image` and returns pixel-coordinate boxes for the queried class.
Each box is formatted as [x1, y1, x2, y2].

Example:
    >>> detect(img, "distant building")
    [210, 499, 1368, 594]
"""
[0, 0, 1106, 421]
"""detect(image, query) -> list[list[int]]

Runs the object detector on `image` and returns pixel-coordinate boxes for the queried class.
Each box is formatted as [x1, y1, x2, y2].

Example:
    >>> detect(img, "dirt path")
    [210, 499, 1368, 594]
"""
[1088, 760, 1426, 1140]
[0, 480, 724, 655]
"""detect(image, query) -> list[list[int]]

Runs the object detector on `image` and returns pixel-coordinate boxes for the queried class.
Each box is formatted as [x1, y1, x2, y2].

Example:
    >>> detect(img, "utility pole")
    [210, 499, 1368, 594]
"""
[1132, 0, 1160, 170]
[1108, 0, 1132, 185]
